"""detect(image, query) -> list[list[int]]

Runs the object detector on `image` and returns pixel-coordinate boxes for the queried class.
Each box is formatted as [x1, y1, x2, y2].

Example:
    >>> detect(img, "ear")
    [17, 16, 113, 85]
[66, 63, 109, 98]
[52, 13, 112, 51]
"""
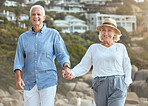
[43, 15, 46, 21]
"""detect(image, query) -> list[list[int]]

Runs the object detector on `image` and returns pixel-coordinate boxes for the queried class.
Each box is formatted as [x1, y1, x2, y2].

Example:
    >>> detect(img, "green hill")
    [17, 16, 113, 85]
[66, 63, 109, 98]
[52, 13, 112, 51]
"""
[0, 20, 148, 91]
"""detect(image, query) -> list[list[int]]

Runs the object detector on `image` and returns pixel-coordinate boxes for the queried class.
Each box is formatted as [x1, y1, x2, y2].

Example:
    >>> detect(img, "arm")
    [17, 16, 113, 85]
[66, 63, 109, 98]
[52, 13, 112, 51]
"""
[122, 45, 132, 86]
[13, 36, 25, 89]
[64, 45, 94, 79]
[54, 32, 70, 67]
[15, 70, 25, 90]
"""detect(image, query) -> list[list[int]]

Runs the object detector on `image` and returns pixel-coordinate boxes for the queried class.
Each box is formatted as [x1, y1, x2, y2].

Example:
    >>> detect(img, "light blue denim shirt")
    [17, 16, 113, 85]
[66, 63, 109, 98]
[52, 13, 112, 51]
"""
[13, 26, 70, 90]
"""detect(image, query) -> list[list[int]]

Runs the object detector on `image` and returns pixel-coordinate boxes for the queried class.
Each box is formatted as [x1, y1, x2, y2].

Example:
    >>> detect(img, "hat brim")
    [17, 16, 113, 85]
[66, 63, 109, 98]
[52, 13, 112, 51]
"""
[97, 24, 121, 35]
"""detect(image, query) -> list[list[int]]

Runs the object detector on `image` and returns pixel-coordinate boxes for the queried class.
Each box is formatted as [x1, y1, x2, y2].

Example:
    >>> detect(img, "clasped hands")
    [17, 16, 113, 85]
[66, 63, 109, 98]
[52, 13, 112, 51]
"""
[62, 68, 73, 80]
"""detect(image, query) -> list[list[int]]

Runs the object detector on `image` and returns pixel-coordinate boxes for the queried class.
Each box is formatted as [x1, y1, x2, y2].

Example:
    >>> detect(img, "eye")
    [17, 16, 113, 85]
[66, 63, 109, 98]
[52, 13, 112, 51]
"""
[101, 29, 106, 31]
[37, 13, 41, 16]
[32, 13, 35, 16]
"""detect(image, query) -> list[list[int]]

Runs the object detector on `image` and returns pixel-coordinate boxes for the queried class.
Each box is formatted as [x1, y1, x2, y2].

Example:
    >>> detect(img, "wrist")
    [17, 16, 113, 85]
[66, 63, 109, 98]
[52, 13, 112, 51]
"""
[64, 64, 71, 69]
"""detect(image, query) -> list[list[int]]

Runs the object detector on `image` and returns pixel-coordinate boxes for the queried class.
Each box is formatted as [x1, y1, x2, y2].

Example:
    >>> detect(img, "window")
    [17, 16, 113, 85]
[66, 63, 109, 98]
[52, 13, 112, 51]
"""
[83, 27, 87, 30]
[74, 26, 81, 30]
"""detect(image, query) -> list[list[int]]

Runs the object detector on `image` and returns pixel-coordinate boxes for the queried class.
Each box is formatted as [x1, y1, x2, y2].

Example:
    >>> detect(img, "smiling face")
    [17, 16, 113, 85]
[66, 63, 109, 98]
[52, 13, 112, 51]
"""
[30, 7, 45, 27]
[100, 26, 116, 42]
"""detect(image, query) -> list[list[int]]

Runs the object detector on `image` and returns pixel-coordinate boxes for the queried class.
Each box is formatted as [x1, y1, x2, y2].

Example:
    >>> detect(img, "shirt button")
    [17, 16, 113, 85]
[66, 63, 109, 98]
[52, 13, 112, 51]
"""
[35, 70, 37, 72]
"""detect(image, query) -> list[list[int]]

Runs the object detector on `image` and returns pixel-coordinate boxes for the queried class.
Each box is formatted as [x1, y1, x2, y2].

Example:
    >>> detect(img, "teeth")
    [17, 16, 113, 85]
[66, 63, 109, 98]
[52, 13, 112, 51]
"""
[34, 19, 39, 21]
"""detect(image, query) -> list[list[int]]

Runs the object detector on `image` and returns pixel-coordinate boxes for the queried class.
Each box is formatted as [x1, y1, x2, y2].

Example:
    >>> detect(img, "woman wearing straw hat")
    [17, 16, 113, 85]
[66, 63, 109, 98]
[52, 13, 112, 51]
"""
[62, 18, 132, 106]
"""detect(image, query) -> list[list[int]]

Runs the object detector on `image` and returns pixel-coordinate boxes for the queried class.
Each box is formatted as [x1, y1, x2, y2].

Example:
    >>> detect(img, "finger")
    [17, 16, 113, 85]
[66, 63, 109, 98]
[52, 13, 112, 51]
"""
[19, 82, 24, 90]
[66, 73, 73, 80]
[16, 81, 24, 90]
[62, 70, 66, 77]
[21, 80, 25, 86]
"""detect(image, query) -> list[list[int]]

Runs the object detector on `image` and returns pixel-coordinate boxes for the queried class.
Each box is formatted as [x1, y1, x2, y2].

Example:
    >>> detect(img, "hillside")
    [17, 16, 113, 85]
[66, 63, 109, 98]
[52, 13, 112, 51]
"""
[0, 20, 148, 92]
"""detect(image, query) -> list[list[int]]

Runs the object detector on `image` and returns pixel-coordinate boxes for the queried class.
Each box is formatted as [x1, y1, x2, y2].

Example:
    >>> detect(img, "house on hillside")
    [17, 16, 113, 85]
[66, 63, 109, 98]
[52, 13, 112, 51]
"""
[24, 0, 50, 5]
[87, 12, 136, 32]
[46, 5, 86, 13]
[80, 0, 112, 5]
[0, 10, 29, 28]
[134, 0, 144, 2]
[3, 0, 27, 7]
[3, 0, 17, 7]
[53, 15, 89, 33]
[54, 0, 80, 5]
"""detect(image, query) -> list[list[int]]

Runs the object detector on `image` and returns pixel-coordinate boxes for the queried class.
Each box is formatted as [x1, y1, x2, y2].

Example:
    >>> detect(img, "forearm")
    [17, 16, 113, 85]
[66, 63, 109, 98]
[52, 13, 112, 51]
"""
[15, 69, 22, 80]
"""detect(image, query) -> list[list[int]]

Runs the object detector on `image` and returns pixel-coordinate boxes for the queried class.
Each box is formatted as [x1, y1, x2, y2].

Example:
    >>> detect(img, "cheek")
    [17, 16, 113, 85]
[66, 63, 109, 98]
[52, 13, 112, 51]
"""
[109, 33, 115, 38]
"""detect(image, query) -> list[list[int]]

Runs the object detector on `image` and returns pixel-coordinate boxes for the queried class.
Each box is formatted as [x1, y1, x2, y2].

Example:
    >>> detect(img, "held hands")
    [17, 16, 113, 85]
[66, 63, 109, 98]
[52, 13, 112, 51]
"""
[62, 68, 73, 80]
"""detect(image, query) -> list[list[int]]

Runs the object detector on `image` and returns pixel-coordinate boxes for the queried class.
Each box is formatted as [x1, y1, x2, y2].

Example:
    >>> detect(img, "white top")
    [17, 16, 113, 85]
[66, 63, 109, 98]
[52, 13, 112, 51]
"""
[71, 43, 132, 85]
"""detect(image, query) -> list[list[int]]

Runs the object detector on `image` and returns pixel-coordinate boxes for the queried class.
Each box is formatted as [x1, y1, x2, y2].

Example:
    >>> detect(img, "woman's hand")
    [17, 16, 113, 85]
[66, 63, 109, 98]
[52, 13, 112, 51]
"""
[62, 68, 73, 80]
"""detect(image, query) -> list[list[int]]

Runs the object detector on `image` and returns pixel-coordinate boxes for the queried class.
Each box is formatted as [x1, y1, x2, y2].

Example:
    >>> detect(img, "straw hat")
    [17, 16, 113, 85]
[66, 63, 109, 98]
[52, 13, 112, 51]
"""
[97, 18, 121, 35]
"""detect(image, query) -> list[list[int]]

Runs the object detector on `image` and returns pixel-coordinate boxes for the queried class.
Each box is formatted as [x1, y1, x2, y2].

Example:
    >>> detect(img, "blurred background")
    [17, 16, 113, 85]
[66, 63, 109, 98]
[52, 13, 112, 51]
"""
[0, 0, 148, 106]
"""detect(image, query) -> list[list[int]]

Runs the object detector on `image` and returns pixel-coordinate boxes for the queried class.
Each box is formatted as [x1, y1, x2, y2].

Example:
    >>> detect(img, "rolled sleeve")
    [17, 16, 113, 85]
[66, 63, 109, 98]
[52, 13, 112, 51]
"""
[13, 36, 25, 72]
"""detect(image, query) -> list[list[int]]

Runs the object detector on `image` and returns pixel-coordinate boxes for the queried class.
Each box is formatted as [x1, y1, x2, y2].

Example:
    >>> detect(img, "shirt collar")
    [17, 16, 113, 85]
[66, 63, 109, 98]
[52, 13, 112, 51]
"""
[31, 25, 46, 34]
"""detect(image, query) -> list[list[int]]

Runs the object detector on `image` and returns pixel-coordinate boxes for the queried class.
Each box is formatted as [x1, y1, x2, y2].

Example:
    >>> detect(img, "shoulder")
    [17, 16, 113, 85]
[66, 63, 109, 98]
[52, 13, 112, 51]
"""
[116, 43, 127, 52]
[116, 43, 126, 48]
[89, 43, 99, 48]
[45, 27, 60, 35]
[18, 30, 31, 40]
[88, 43, 99, 51]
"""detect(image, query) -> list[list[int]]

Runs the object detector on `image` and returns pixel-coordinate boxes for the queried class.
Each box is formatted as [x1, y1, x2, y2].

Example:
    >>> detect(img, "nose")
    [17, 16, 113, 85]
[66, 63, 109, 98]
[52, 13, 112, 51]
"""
[104, 31, 108, 35]
[34, 14, 38, 17]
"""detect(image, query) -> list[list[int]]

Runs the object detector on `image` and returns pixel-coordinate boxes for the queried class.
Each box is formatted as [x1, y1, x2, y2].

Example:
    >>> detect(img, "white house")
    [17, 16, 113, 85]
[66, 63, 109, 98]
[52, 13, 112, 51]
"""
[87, 12, 136, 32]
[1, 10, 29, 28]
[3, 0, 17, 7]
[54, 0, 80, 5]
[53, 15, 89, 33]
[24, 0, 50, 5]
[3, 10, 16, 22]
[80, 0, 112, 5]
[19, 14, 29, 21]
[134, 0, 144, 2]
[46, 5, 85, 13]
[54, 20, 71, 33]
[3, 0, 27, 7]
[2, 10, 29, 22]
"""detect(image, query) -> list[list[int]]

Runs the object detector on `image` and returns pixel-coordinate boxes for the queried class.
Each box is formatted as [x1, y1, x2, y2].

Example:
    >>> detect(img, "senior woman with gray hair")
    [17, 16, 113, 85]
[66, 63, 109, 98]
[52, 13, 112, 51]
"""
[14, 5, 70, 106]
[62, 18, 132, 106]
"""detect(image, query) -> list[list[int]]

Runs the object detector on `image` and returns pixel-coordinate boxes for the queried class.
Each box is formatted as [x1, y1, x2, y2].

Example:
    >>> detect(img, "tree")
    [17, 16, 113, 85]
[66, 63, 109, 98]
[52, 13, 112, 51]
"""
[0, 0, 6, 6]
[44, 15, 53, 27]
[34, 1, 45, 7]
[15, 7, 21, 27]
[54, 13, 66, 20]
[16, 0, 25, 4]
[116, 3, 133, 15]
[22, 20, 31, 30]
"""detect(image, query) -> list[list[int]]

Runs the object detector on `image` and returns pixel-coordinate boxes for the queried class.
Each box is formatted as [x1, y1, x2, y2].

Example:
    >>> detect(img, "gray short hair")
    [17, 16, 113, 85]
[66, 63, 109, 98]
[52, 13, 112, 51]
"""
[30, 5, 45, 16]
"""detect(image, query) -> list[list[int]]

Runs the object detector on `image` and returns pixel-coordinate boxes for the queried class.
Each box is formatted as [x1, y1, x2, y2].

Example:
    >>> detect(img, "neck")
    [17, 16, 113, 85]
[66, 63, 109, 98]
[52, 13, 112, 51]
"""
[33, 24, 43, 33]
[101, 40, 115, 47]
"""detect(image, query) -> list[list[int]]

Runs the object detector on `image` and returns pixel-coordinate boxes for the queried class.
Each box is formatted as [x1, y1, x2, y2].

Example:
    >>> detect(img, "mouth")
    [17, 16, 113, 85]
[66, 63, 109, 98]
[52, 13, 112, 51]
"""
[34, 19, 39, 21]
